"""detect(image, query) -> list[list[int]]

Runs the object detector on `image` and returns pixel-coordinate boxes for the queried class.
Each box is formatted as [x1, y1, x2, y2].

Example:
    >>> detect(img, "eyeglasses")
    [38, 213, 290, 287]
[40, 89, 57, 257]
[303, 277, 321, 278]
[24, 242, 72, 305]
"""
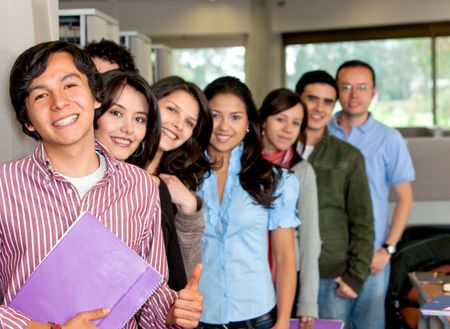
[339, 83, 373, 93]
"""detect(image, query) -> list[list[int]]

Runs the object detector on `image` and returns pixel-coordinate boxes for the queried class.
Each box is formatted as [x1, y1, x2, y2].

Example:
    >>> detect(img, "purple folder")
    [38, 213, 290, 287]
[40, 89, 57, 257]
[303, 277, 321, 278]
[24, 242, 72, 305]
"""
[290, 318, 344, 329]
[10, 212, 163, 329]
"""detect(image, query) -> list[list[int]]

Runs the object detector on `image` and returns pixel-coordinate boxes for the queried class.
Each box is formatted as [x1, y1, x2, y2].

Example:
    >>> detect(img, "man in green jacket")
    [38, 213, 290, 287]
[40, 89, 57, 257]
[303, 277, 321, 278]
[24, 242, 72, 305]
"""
[295, 70, 374, 329]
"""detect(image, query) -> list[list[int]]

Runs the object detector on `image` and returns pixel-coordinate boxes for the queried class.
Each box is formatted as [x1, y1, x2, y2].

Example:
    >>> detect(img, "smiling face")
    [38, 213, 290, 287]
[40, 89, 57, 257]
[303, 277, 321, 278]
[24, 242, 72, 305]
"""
[158, 90, 200, 152]
[208, 93, 249, 157]
[95, 85, 148, 161]
[337, 66, 376, 118]
[25, 52, 100, 151]
[262, 103, 304, 152]
[300, 83, 337, 134]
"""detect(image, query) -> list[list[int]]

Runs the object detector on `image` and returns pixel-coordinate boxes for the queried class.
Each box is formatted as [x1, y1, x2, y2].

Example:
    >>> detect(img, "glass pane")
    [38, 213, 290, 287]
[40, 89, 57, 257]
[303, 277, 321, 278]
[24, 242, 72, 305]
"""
[172, 47, 245, 89]
[436, 36, 450, 127]
[286, 38, 433, 127]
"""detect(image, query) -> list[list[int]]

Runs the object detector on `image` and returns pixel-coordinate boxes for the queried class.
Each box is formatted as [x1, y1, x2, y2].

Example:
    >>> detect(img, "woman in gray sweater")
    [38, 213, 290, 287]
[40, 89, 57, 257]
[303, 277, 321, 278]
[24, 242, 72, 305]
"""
[260, 88, 321, 329]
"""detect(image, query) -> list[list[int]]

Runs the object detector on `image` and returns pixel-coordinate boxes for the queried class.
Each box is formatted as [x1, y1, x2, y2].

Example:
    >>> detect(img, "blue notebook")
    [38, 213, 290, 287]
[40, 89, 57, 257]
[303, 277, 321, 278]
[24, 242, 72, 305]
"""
[420, 295, 450, 317]
[10, 212, 163, 329]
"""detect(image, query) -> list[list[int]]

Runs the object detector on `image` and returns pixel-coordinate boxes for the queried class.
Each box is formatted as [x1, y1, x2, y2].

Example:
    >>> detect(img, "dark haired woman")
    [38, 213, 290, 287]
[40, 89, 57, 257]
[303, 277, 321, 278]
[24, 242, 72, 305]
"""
[260, 88, 321, 329]
[96, 73, 212, 289]
[198, 77, 299, 329]
[94, 71, 207, 327]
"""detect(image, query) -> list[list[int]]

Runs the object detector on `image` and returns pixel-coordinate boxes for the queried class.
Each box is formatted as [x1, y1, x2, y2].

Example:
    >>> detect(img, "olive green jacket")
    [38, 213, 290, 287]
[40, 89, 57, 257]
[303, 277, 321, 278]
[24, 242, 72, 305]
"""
[308, 130, 374, 293]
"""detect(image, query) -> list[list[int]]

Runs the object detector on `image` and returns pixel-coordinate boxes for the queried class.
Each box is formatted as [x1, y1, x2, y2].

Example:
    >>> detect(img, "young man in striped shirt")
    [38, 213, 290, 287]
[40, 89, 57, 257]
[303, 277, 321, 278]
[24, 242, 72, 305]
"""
[0, 41, 202, 329]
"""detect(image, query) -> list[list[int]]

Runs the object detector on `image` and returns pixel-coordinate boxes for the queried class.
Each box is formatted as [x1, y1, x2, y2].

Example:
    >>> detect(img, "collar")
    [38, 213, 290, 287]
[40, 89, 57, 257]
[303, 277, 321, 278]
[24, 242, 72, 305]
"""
[207, 142, 244, 175]
[317, 127, 330, 144]
[228, 142, 244, 174]
[32, 140, 120, 181]
[333, 110, 376, 133]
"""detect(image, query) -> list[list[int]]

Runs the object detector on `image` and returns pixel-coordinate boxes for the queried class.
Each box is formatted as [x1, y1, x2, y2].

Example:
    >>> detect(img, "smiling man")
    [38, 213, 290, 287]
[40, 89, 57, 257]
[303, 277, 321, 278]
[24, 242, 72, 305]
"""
[295, 70, 374, 329]
[329, 60, 415, 329]
[0, 41, 202, 329]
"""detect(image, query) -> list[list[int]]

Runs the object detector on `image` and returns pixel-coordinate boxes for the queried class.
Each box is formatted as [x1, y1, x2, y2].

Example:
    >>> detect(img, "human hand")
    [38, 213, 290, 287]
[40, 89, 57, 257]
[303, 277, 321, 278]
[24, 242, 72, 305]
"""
[335, 276, 358, 299]
[62, 307, 110, 329]
[299, 316, 315, 329]
[159, 174, 197, 214]
[370, 248, 391, 275]
[167, 263, 203, 328]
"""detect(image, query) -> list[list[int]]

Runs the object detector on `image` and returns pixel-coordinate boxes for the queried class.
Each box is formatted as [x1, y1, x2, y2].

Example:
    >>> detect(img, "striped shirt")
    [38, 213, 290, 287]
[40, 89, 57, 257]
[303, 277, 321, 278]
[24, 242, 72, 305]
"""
[0, 142, 177, 329]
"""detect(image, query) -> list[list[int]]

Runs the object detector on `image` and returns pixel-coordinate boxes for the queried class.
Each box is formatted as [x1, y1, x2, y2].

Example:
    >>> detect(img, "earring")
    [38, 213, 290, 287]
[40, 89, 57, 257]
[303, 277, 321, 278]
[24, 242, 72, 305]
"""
[246, 128, 250, 134]
[131, 141, 145, 158]
[261, 130, 265, 136]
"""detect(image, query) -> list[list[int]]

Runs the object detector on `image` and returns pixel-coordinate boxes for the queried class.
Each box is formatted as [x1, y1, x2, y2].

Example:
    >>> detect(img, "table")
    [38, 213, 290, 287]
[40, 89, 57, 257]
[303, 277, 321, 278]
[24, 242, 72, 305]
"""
[408, 272, 450, 329]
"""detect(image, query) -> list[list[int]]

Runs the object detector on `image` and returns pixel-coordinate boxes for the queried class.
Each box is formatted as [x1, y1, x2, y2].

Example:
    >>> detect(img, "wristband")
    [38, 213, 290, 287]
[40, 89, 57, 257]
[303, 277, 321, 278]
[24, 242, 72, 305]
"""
[48, 322, 62, 329]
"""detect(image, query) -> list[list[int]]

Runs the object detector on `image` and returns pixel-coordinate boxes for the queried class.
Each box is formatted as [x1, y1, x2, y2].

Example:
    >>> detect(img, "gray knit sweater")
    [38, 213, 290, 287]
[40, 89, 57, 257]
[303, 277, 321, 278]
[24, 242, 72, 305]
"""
[292, 161, 321, 318]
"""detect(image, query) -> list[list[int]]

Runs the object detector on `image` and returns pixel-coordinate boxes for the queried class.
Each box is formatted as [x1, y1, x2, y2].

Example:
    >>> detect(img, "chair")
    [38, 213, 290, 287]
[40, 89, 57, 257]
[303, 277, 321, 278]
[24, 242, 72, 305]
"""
[386, 225, 450, 329]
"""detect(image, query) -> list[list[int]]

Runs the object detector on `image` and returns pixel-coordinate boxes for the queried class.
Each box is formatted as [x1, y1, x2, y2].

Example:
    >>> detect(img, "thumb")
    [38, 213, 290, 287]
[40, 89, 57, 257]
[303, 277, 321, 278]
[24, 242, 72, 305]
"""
[334, 276, 342, 284]
[186, 263, 203, 291]
[83, 307, 111, 321]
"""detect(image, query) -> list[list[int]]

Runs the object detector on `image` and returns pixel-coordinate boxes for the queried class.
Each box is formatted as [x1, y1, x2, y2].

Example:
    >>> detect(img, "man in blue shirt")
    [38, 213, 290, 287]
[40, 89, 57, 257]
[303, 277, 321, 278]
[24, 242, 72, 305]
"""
[329, 60, 415, 329]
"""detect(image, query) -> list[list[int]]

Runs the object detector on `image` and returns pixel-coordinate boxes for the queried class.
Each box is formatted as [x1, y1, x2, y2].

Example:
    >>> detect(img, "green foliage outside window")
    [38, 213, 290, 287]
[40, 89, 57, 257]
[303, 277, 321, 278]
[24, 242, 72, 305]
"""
[286, 38, 437, 127]
[172, 47, 245, 89]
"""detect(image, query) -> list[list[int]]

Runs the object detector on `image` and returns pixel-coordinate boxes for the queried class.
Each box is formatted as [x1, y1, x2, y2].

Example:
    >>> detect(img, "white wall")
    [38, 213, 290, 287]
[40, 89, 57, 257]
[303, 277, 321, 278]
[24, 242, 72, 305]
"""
[270, 0, 450, 32]
[0, 0, 59, 163]
[60, 0, 450, 36]
[59, 0, 252, 36]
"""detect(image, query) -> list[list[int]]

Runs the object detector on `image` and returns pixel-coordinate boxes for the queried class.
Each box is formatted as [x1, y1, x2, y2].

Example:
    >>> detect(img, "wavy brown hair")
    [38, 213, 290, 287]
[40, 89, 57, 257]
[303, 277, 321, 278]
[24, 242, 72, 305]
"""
[147, 76, 213, 191]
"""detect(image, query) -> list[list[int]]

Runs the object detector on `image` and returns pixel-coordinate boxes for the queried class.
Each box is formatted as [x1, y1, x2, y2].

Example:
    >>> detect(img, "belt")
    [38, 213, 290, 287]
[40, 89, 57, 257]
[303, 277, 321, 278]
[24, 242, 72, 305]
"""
[201, 308, 276, 329]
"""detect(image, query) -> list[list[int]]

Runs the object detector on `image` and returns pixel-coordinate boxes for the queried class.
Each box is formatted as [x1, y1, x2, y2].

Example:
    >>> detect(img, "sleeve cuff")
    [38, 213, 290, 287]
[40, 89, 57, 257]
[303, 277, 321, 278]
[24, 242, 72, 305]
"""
[341, 272, 365, 294]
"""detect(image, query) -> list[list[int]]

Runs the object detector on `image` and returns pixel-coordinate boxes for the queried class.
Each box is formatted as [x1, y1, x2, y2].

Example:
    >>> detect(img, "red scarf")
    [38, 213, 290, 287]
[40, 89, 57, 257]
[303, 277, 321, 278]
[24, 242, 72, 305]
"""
[262, 147, 294, 168]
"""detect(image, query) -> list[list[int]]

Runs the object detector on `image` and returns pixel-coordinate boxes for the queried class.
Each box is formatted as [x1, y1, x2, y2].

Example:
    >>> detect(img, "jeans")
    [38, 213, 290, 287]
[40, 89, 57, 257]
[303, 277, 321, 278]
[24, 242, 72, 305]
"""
[318, 264, 390, 329]
[352, 264, 390, 329]
[318, 278, 354, 329]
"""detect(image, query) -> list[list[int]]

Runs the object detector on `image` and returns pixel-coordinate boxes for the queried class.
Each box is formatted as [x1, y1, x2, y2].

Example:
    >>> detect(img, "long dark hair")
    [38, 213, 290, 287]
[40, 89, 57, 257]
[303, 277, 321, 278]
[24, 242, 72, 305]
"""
[204, 76, 281, 208]
[149, 76, 213, 191]
[259, 88, 308, 167]
[94, 70, 161, 164]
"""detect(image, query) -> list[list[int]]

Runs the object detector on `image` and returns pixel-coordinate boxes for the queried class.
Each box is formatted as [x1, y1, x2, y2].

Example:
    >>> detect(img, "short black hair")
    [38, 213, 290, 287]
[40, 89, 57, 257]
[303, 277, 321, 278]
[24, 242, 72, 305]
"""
[336, 60, 376, 86]
[9, 40, 102, 140]
[84, 39, 138, 73]
[295, 70, 339, 98]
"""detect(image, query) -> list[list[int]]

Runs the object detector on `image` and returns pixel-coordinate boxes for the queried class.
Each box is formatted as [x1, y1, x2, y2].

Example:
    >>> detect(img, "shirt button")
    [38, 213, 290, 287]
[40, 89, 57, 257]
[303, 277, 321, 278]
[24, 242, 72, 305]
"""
[67, 189, 73, 194]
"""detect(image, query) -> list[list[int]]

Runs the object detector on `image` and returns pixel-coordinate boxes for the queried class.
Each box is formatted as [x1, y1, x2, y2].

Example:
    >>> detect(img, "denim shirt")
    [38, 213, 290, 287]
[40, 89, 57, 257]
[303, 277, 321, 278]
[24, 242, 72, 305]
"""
[198, 143, 300, 324]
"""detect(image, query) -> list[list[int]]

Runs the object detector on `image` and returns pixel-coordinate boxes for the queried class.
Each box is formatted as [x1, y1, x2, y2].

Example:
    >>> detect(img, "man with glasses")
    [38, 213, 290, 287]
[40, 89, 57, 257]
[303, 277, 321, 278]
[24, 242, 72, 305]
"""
[329, 60, 415, 329]
[295, 70, 374, 329]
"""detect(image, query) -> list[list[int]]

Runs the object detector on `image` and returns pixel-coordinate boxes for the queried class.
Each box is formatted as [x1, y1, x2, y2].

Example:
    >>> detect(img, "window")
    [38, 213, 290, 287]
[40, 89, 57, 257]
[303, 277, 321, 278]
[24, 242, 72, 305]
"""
[172, 47, 245, 89]
[436, 36, 450, 127]
[284, 23, 450, 127]
[286, 39, 432, 127]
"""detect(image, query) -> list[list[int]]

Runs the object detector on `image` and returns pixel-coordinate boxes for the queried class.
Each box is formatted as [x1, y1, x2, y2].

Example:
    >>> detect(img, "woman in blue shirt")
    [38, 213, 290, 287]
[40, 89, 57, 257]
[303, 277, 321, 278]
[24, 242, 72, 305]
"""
[198, 76, 299, 329]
